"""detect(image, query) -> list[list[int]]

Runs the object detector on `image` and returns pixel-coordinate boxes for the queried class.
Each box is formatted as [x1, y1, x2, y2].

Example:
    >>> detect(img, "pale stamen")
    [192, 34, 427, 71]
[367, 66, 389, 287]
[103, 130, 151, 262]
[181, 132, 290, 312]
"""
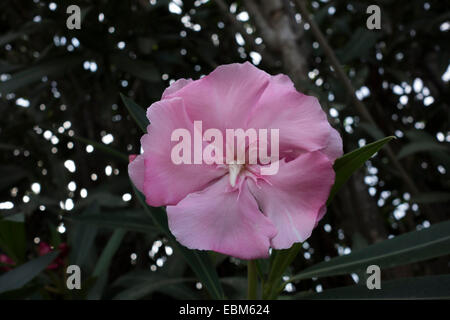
[228, 163, 244, 187]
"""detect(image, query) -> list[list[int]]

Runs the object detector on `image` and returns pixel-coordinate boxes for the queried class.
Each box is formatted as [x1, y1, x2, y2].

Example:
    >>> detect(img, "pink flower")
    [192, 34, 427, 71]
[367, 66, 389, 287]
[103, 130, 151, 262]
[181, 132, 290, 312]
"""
[37, 242, 69, 270]
[0, 254, 15, 272]
[129, 62, 342, 259]
[38, 242, 53, 256]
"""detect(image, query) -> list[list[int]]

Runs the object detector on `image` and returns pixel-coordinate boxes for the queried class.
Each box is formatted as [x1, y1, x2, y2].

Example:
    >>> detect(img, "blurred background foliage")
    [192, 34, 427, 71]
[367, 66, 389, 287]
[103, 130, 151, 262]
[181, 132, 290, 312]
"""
[0, 0, 449, 299]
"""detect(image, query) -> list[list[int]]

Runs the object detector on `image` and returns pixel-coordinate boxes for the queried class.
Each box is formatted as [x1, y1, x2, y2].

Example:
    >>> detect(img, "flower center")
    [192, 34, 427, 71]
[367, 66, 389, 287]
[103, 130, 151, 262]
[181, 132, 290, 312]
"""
[228, 162, 244, 187]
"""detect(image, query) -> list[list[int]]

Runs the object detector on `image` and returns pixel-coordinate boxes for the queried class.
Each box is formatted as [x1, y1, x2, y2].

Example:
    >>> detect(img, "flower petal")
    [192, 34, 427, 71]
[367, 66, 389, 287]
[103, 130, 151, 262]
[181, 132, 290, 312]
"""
[321, 127, 343, 162]
[165, 62, 270, 132]
[167, 176, 277, 260]
[162, 78, 193, 99]
[128, 154, 145, 192]
[248, 152, 335, 249]
[315, 205, 327, 227]
[141, 97, 226, 206]
[248, 74, 333, 154]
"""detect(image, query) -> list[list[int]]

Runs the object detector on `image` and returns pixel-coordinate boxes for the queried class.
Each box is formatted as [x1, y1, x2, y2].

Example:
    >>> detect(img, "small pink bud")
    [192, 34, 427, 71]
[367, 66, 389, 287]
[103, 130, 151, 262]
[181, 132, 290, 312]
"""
[129, 154, 137, 163]
[38, 242, 52, 256]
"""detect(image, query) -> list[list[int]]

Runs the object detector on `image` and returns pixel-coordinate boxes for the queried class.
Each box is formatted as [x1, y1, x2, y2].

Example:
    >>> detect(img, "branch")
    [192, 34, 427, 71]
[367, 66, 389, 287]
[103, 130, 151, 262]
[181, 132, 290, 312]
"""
[243, 0, 309, 84]
[294, 0, 421, 196]
[215, 0, 276, 65]
[243, 0, 278, 47]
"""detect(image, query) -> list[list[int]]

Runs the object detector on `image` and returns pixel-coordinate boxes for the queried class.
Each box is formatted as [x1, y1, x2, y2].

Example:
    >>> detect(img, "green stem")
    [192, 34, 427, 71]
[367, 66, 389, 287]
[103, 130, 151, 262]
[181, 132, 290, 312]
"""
[263, 243, 302, 299]
[247, 260, 258, 299]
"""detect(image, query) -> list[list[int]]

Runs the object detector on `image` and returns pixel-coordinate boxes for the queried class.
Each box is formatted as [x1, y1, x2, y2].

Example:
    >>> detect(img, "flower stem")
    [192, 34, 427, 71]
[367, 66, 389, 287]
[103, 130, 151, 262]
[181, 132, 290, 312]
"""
[247, 260, 258, 299]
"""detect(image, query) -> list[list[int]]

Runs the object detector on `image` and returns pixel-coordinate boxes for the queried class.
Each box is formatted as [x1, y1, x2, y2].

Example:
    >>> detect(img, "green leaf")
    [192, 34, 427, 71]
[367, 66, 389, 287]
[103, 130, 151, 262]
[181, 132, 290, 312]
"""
[397, 129, 449, 159]
[2, 212, 25, 223]
[404, 129, 436, 142]
[410, 192, 450, 204]
[113, 270, 196, 300]
[328, 136, 395, 204]
[156, 283, 201, 299]
[66, 210, 158, 234]
[0, 56, 82, 94]
[288, 219, 450, 283]
[120, 94, 149, 133]
[295, 274, 450, 299]
[0, 165, 28, 191]
[336, 27, 380, 63]
[263, 243, 302, 299]
[0, 219, 26, 263]
[132, 184, 225, 299]
[397, 141, 448, 159]
[0, 251, 59, 294]
[76, 192, 128, 209]
[359, 122, 385, 140]
[51, 129, 128, 163]
[263, 136, 394, 299]
[70, 135, 128, 162]
[0, 61, 23, 74]
[93, 229, 126, 278]
[432, 151, 450, 169]
[0, 21, 55, 47]
[255, 258, 270, 279]
[48, 222, 61, 248]
[111, 54, 160, 82]
[221, 277, 248, 300]
[86, 272, 108, 300]
[0, 284, 40, 300]
[69, 203, 99, 268]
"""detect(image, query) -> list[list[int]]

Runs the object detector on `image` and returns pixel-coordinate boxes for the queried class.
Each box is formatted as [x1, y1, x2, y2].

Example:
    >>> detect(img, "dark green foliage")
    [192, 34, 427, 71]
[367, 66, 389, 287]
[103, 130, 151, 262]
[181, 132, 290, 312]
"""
[0, 0, 448, 299]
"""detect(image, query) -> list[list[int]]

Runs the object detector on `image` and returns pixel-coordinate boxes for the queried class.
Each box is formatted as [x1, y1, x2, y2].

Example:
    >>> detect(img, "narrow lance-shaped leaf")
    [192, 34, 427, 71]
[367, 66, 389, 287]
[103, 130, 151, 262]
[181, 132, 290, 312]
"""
[132, 184, 225, 300]
[295, 274, 450, 300]
[0, 165, 28, 192]
[0, 56, 82, 94]
[397, 141, 448, 159]
[288, 219, 450, 283]
[398, 129, 448, 159]
[66, 210, 158, 234]
[359, 122, 384, 140]
[0, 20, 56, 47]
[410, 192, 450, 204]
[0, 219, 26, 263]
[93, 229, 126, 278]
[123, 96, 224, 299]
[265, 136, 395, 299]
[69, 203, 99, 268]
[50, 129, 128, 163]
[0, 251, 59, 294]
[327, 136, 395, 204]
[111, 54, 160, 83]
[263, 243, 302, 299]
[120, 94, 149, 133]
[113, 270, 197, 300]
